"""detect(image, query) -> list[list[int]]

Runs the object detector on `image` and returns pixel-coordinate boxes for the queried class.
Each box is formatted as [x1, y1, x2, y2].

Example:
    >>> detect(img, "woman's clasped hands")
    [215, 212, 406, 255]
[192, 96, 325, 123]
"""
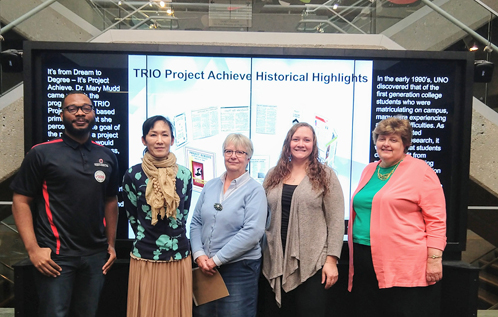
[196, 255, 217, 276]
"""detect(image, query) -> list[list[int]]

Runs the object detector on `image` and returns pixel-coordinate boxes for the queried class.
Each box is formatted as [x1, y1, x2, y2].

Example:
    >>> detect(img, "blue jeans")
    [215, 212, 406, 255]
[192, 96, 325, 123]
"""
[194, 258, 261, 317]
[34, 250, 108, 317]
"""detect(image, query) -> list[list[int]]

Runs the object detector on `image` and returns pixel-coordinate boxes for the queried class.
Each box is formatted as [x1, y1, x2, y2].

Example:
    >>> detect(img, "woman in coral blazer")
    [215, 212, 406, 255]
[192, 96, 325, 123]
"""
[348, 116, 446, 317]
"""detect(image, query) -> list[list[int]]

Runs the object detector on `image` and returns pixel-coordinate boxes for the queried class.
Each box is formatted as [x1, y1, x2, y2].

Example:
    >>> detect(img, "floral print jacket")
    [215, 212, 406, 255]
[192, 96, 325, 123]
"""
[122, 163, 192, 261]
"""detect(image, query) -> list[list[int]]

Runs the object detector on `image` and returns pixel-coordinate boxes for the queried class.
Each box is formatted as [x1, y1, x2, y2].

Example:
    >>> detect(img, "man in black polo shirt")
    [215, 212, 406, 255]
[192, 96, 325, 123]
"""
[11, 92, 119, 317]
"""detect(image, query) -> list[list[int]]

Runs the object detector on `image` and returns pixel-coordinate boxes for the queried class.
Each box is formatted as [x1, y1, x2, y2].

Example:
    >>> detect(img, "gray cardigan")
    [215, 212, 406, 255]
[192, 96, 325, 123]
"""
[262, 166, 345, 306]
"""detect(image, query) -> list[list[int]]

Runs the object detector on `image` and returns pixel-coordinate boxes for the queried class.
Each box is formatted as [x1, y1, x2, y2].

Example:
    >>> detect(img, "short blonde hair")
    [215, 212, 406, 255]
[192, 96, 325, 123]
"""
[372, 117, 412, 153]
[222, 133, 254, 158]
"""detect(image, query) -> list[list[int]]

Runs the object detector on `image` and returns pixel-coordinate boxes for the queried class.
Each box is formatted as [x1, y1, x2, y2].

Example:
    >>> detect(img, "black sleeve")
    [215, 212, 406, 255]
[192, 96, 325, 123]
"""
[10, 148, 43, 197]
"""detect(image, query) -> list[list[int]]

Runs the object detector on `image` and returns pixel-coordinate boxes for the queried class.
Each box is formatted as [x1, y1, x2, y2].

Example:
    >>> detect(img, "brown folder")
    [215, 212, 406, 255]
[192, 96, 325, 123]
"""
[192, 267, 230, 306]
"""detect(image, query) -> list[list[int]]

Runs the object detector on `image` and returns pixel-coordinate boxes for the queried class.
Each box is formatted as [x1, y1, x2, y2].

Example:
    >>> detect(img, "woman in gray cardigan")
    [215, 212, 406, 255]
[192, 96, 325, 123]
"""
[260, 122, 345, 317]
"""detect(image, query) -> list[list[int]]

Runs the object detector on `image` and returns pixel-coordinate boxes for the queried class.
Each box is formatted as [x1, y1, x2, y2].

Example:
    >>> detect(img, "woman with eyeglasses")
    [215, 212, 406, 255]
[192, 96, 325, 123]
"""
[122, 115, 193, 317]
[190, 133, 267, 317]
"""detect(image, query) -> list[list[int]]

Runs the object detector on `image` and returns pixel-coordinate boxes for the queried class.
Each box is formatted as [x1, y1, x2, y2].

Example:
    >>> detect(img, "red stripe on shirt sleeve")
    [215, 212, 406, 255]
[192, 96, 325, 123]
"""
[42, 181, 61, 254]
[32, 139, 63, 149]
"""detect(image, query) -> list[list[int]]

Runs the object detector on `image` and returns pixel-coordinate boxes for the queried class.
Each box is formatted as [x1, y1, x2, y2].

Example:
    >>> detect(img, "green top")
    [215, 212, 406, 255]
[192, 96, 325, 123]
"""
[352, 163, 398, 246]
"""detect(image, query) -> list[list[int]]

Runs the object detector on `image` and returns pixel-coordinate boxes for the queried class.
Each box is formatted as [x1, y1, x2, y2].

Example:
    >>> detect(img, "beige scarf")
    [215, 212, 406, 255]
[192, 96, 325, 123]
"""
[142, 151, 180, 225]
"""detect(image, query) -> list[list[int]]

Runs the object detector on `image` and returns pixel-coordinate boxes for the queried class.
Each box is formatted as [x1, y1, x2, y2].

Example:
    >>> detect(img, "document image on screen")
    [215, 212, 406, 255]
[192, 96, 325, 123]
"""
[128, 54, 252, 171]
[250, 58, 373, 216]
[128, 54, 373, 221]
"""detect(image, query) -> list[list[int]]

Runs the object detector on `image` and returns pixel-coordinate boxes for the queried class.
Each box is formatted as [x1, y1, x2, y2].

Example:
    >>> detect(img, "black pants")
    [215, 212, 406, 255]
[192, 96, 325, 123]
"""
[258, 269, 331, 317]
[352, 243, 441, 317]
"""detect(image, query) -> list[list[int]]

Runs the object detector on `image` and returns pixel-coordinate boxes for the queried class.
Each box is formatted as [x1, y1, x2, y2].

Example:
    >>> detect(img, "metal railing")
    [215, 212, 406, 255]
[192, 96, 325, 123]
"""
[298, 0, 373, 33]
[86, 0, 380, 33]
[0, 203, 20, 307]
[0, 0, 58, 35]
[0, 0, 493, 94]
[420, 0, 498, 53]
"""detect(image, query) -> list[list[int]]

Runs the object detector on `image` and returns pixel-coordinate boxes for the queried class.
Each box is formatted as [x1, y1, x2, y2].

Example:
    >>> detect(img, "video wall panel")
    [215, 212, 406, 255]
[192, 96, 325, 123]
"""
[24, 42, 473, 250]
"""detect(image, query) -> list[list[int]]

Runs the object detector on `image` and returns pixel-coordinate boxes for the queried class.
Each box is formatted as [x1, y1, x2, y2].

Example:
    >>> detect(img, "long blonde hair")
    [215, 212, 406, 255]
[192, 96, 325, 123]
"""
[263, 122, 330, 193]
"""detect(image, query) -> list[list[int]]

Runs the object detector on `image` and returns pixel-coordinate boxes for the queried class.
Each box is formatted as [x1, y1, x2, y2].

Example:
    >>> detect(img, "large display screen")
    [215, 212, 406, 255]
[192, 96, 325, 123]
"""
[23, 42, 473, 253]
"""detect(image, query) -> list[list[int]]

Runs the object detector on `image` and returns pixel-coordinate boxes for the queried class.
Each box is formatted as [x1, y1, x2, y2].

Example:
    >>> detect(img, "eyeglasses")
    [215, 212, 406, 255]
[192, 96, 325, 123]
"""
[224, 150, 248, 157]
[63, 105, 93, 114]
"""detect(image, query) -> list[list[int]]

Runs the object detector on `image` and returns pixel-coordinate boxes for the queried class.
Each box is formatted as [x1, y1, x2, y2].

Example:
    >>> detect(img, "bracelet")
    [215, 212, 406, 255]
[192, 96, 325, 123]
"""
[428, 254, 442, 259]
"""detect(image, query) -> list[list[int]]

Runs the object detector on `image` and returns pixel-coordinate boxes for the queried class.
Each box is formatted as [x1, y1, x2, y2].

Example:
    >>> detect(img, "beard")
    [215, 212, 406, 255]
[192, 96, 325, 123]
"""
[62, 114, 96, 138]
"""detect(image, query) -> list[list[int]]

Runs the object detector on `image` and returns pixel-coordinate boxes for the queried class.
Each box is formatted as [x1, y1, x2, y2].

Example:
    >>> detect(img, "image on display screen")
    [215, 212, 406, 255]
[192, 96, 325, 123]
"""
[25, 42, 473, 248]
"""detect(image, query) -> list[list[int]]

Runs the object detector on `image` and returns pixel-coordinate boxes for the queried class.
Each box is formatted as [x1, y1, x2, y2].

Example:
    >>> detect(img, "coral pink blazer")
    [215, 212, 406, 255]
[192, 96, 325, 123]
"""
[348, 154, 446, 291]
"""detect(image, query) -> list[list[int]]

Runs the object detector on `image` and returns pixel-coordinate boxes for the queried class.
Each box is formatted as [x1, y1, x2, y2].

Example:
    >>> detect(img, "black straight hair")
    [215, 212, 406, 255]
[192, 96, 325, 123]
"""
[142, 115, 175, 140]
